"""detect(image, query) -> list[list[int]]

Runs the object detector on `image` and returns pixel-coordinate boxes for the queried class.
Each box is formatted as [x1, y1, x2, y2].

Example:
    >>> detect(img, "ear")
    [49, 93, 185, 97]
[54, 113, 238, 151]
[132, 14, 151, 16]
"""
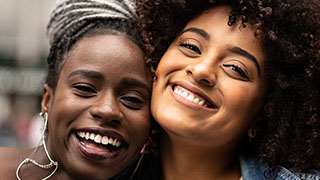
[250, 114, 264, 133]
[41, 84, 53, 113]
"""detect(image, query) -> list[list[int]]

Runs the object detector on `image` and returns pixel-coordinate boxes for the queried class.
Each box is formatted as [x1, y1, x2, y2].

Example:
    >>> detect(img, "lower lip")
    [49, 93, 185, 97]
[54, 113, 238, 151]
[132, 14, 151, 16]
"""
[73, 134, 123, 161]
[169, 85, 215, 111]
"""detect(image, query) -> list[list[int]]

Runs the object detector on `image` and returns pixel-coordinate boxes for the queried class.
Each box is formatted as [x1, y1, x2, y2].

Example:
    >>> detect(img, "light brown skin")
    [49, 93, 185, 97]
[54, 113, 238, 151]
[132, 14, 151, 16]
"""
[0, 33, 152, 180]
[151, 5, 267, 180]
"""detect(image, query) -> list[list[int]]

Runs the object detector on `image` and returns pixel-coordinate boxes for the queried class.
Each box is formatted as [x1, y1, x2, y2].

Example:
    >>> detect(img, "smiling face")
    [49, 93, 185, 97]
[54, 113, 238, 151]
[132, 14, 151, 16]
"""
[41, 33, 152, 179]
[151, 5, 267, 150]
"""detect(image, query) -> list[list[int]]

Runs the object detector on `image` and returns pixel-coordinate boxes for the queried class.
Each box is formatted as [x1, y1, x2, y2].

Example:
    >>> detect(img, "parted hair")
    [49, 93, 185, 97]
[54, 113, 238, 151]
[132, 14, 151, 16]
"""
[137, 0, 320, 172]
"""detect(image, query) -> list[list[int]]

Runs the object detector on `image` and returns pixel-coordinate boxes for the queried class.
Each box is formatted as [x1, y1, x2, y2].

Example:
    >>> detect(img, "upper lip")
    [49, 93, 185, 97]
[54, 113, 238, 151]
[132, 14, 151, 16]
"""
[74, 127, 128, 146]
[171, 81, 218, 109]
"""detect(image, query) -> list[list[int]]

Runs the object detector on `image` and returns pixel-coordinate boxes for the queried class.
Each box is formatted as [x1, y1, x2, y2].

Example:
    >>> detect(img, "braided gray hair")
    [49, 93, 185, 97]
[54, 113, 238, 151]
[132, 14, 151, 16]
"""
[47, 0, 136, 45]
[45, 0, 145, 90]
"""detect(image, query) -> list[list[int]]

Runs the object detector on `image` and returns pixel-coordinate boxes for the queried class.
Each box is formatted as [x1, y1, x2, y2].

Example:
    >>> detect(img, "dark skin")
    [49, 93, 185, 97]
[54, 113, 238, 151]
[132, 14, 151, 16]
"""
[137, 0, 320, 172]
[151, 6, 266, 180]
[0, 33, 152, 180]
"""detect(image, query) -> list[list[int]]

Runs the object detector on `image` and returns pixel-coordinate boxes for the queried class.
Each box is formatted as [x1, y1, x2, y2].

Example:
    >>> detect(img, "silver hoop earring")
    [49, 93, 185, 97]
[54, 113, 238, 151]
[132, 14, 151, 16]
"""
[129, 141, 149, 180]
[16, 112, 58, 180]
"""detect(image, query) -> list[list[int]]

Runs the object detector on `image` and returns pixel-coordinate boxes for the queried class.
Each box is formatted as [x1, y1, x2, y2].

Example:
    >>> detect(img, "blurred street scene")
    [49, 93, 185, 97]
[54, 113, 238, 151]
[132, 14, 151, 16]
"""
[0, 0, 55, 147]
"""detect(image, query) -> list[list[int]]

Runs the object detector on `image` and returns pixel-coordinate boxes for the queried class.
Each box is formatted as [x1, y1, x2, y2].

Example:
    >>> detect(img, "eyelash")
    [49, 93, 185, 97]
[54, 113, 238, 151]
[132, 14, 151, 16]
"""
[120, 96, 144, 110]
[222, 64, 249, 79]
[179, 42, 202, 55]
[74, 84, 96, 97]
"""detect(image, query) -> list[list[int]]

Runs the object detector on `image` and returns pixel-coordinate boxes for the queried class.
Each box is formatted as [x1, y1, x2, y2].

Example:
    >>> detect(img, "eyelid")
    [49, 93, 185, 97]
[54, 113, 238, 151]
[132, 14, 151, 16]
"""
[179, 42, 202, 54]
[73, 83, 97, 97]
[120, 92, 146, 110]
[222, 63, 250, 81]
[177, 38, 202, 55]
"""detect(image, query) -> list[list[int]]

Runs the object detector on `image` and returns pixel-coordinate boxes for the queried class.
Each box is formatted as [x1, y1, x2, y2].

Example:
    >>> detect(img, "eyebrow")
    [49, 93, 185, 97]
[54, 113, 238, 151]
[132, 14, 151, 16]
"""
[180, 27, 210, 40]
[121, 77, 151, 93]
[67, 69, 104, 80]
[228, 46, 261, 75]
[180, 27, 261, 75]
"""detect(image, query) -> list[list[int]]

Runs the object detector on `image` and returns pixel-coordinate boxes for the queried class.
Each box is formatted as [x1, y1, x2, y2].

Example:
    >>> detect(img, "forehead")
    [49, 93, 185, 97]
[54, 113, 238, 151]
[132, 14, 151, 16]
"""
[60, 33, 150, 82]
[183, 5, 265, 69]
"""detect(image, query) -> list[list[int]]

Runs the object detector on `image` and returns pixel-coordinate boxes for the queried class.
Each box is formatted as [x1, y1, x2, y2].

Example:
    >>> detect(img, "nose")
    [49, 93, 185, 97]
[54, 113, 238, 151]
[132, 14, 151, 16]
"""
[185, 58, 217, 87]
[89, 92, 123, 126]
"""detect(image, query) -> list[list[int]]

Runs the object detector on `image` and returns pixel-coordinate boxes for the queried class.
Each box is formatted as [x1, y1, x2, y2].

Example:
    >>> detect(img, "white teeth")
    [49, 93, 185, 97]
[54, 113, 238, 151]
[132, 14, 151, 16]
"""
[112, 140, 117, 146]
[173, 86, 209, 108]
[108, 137, 114, 144]
[116, 141, 121, 147]
[78, 132, 85, 138]
[186, 94, 194, 101]
[77, 131, 122, 147]
[89, 133, 95, 140]
[94, 135, 101, 143]
[101, 136, 109, 145]
[193, 98, 200, 104]
[182, 91, 188, 98]
[85, 132, 90, 140]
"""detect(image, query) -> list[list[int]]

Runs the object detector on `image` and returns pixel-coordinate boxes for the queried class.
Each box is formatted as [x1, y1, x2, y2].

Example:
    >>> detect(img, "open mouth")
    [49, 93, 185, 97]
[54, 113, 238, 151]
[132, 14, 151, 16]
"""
[172, 84, 217, 109]
[75, 130, 127, 155]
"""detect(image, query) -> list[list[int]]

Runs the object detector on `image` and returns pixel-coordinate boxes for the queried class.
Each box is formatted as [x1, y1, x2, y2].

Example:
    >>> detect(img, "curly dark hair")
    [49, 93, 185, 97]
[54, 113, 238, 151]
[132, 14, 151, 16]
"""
[46, 18, 147, 90]
[136, 0, 320, 172]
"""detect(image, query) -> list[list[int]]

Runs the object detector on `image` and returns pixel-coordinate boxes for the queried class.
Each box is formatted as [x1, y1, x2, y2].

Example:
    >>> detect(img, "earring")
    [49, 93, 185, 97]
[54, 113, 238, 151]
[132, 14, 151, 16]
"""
[129, 141, 149, 180]
[16, 112, 58, 180]
[248, 128, 256, 142]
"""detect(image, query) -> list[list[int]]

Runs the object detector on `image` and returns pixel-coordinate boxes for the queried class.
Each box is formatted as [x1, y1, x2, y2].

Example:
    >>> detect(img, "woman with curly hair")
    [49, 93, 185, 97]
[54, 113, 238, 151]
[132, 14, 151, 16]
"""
[0, 0, 153, 179]
[131, 0, 320, 179]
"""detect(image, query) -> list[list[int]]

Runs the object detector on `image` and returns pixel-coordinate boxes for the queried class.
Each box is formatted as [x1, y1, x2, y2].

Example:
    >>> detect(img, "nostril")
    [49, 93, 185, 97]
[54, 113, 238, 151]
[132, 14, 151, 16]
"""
[186, 69, 193, 76]
[200, 79, 213, 86]
[108, 119, 121, 126]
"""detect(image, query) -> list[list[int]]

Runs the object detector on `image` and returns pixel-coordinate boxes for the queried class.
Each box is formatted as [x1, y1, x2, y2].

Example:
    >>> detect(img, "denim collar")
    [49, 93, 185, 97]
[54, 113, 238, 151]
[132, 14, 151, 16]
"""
[240, 153, 320, 180]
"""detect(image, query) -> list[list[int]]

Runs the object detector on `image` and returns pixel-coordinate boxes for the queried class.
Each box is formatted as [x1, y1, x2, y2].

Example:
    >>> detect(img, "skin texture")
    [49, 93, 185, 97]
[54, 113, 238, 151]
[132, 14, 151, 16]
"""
[0, 33, 152, 180]
[151, 6, 266, 180]
[42, 34, 152, 179]
[137, 0, 320, 173]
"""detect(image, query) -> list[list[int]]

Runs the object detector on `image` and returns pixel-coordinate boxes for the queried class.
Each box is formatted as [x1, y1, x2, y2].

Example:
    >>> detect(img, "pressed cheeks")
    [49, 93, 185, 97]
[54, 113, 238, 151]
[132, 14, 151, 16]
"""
[151, 5, 267, 149]
[42, 34, 152, 179]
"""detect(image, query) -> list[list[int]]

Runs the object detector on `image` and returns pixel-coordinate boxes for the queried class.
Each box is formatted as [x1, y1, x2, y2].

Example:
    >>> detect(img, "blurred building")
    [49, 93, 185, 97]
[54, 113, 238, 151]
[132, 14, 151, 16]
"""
[0, 0, 55, 147]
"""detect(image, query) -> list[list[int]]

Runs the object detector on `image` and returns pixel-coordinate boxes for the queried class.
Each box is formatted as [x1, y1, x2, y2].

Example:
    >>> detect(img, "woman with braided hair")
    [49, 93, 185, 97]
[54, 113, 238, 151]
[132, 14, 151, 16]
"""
[0, 0, 153, 179]
[132, 0, 320, 179]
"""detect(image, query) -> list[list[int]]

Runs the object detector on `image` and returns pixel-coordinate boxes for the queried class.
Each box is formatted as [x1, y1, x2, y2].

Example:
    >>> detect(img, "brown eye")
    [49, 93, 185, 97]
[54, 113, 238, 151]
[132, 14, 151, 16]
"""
[179, 42, 202, 55]
[73, 84, 97, 97]
[75, 85, 96, 93]
[120, 95, 145, 110]
[222, 64, 249, 80]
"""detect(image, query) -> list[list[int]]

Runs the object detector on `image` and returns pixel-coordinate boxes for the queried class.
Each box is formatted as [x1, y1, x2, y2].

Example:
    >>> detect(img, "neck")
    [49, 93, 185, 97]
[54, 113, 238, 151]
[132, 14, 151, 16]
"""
[160, 131, 241, 180]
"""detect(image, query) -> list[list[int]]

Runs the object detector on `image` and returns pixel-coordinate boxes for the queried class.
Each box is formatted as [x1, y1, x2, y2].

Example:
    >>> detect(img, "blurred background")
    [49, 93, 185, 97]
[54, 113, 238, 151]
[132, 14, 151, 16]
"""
[0, 0, 55, 147]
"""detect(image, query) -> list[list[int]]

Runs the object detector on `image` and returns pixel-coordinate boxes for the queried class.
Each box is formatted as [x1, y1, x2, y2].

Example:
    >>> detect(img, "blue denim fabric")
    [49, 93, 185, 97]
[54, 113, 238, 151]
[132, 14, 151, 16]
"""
[240, 154, 320, 180]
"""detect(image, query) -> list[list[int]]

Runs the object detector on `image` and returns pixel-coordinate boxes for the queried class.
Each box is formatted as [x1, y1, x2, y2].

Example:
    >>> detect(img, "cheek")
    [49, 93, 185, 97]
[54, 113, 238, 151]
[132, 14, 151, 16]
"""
[156, 50, 179, 77]
[220, 81, 262, 121]
[126, 108, 151, 139]
[48, 94, 81, 134]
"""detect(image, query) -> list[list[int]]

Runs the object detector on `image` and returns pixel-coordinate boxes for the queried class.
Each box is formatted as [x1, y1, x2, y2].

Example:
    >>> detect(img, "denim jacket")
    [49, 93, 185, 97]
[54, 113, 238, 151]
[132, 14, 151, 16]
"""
[112, 153, 320, 180]
[240, 154, 320, 180]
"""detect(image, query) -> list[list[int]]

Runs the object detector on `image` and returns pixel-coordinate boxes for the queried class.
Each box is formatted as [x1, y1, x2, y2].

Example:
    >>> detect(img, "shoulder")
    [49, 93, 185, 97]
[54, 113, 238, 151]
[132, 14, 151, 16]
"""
[0, 147, 29, 179]
[240, 153, 320, 180]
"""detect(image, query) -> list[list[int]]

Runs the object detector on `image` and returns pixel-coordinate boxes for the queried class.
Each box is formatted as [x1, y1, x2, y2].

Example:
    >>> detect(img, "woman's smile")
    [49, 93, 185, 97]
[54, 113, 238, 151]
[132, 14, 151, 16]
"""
[43, 33, 152, 178]
[71, 128, 128, 160]
[169, 82, 218, 111]
[151, 5, 266, 146]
